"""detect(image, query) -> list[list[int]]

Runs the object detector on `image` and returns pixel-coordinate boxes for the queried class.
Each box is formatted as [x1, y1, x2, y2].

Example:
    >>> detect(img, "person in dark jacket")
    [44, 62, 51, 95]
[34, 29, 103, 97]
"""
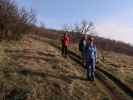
[79, 35, 87, 66]
[61, 33, 70, 57]
[84, 36, 96, 81]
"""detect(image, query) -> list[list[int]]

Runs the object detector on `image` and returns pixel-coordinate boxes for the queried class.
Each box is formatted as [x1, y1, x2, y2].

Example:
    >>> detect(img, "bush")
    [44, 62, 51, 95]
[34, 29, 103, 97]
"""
[0, 0, 36, 41]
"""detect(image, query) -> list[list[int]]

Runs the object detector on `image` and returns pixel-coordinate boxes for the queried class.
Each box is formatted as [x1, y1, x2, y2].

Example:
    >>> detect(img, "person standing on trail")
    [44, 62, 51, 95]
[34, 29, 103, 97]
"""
[79, 35, 87, 66]
[61, 33, 70, 57]
[85, 36, 96, 81]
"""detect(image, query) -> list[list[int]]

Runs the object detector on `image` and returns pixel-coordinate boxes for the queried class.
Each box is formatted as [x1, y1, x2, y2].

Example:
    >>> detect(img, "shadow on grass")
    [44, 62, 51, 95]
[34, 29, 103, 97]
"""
[5, 87, 31, 100]
[17, 68, 87, 84]
[5, 48, 57, 65]
[10, 54, 53, 62]
[5, 49, 55, 57]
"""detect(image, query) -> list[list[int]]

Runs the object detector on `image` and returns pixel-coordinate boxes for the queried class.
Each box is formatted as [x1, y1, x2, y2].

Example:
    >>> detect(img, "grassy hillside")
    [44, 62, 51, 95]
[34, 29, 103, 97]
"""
[0, 31, 133, 100]
[30, 32, 133, 99]
[35, 28, 133, 57]
[0, 34, 111, 100]
[98, 51, 133, 90]
[1, 0, 133, 99]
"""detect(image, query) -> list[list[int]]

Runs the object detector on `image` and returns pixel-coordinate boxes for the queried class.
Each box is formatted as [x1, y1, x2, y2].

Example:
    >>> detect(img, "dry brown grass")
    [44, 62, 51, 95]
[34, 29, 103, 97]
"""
[0, 35, 109, 100]
[98, 51, 133, 90]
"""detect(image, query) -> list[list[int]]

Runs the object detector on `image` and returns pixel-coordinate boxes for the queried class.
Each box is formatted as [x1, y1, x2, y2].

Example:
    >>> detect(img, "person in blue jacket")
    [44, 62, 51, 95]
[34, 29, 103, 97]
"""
[85, 36, 96, 81]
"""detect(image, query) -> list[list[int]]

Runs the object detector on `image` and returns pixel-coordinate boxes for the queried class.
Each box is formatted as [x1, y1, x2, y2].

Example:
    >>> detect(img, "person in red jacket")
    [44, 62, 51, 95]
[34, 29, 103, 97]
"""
[61, 33, 70, 57]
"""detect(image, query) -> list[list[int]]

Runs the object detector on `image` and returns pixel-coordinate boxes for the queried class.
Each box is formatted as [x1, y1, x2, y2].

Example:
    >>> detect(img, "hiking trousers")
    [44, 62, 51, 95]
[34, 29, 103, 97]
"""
[62, 44, 68, 57]
[86, 58, 95, 80]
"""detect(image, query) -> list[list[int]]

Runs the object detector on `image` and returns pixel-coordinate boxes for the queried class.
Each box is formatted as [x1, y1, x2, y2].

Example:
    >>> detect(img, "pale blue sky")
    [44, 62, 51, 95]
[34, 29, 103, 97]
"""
[15, 0, 133, 44]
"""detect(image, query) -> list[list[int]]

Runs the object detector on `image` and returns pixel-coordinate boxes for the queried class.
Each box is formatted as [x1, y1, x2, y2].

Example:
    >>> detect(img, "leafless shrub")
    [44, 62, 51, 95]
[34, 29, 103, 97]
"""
[0, 0, 36, 41]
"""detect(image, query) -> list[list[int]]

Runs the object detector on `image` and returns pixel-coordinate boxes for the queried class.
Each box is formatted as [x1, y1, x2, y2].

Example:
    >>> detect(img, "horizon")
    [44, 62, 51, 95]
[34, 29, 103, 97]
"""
[14, 0, 133, 44]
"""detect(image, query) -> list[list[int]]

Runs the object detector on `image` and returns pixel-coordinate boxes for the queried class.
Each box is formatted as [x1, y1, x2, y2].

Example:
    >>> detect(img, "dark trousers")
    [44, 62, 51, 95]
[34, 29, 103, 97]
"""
[86, 59, 95, 81]
[80, 48, 86, 67]
[62, 44, 68, 57]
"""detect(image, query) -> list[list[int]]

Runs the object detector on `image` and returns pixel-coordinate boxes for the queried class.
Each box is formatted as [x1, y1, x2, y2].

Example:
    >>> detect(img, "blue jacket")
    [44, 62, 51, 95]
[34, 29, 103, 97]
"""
[85, 43, 96, 62]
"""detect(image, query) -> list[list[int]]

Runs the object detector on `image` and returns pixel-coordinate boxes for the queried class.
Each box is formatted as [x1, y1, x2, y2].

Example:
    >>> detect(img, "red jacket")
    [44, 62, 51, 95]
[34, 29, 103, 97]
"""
[62, 34, 70, 47]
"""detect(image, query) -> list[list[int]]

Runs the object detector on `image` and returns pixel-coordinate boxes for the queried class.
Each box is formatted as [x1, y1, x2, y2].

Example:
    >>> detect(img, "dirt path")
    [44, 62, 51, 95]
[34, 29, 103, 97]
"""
[97, 66, 133, 98]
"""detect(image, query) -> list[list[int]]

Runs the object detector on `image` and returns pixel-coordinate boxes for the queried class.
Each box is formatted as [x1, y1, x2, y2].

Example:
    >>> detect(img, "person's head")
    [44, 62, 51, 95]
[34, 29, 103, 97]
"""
[88, 36, 95, 44]
[82, 34, 87, 40]
[64, 32, 68, 36]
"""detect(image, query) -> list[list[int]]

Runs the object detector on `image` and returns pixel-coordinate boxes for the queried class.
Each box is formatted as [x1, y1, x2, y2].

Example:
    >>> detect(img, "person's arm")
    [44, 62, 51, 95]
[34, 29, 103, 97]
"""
[84, 45, 88, 61]
[68, 37, 70, 44]
[94, 46, 97, 62]
[67, 36, 70, 46]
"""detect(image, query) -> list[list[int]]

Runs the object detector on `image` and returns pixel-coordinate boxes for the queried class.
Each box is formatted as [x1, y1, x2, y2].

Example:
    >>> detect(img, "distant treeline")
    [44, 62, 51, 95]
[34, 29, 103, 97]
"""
[96, 37, 133, 56]
[34, 28, 133, 57]
[0, 0, 36, 41]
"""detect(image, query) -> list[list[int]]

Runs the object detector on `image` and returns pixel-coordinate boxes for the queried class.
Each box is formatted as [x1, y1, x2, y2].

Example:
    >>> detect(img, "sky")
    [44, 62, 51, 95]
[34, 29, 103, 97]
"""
[14, 0, 133, 44]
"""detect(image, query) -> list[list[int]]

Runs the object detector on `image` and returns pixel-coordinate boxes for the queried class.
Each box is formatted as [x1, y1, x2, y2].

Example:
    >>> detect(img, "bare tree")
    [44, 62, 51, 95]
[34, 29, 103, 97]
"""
[39, 22, 45, 29]
[0, 0, 36, 40]
[74, 23, 80, 32]
[80, 20, 94, 34]
[63, 24, 73, 32]
[62, 20, 96, 41]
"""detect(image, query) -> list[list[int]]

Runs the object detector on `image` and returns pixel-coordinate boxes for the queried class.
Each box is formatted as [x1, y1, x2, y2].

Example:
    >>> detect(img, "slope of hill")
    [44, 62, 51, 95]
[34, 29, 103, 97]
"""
[29, 33, 133, 100]
[1, 0, 132, 99]
[1, 33, 133, 100]
[35, 28, 133, 57]
[98, 51, 133, 90]
[0, 34, 110, 100]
